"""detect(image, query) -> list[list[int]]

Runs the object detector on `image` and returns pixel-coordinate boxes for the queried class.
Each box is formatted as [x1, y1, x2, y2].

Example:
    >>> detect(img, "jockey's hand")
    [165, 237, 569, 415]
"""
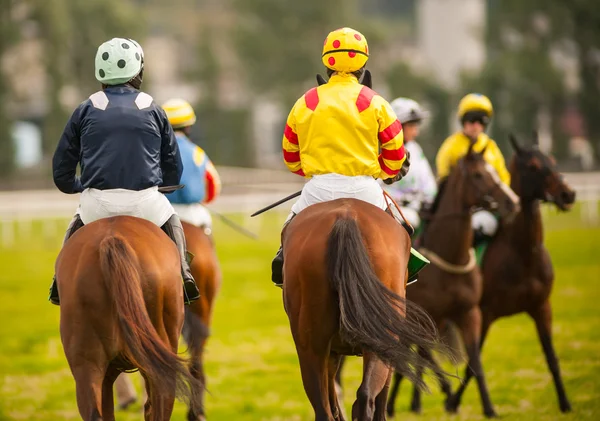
[382, 151, 411, 185]
[360, 69, 372, 88]
[316, 74, 327, 86]
[400, 150, 411, 177]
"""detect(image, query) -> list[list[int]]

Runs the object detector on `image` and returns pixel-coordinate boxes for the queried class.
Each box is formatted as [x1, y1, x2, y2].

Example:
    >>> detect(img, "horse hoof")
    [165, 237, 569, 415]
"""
[560, 402, 572, 413]
[444, 397, 458, 414]
[484, 410, 498, 418]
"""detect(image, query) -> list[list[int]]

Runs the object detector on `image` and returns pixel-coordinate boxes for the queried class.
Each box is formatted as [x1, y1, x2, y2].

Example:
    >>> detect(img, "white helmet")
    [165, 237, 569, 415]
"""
[390, 97, 428, 124]
[95, 38, 144, 85]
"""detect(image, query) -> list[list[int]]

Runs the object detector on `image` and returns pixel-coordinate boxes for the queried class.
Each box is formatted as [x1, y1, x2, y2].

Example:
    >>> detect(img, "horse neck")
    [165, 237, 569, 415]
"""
[505, 166, 544, 254]
[424, 176, 473, 263]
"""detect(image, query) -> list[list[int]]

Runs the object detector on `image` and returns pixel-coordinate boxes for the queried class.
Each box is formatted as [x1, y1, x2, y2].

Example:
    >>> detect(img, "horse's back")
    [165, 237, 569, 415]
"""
[56, 216, 181, 337]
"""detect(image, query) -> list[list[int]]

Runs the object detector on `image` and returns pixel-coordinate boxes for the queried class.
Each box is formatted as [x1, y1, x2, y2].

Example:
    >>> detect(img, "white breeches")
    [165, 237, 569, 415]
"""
[76, 186, 174, 227]
[471, 210, 498, 236]
[171, 203, 213, 228]
[289, 174, 387, 221]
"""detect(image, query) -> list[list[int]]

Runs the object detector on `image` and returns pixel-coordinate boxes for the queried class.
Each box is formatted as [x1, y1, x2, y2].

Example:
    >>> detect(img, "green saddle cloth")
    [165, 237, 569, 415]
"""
[408, 247, 429, 284]
[475, 241, 489, 266]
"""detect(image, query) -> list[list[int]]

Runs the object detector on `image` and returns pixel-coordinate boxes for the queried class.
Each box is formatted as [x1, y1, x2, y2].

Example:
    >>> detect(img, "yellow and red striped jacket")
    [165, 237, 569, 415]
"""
[282, 73, 406, 180]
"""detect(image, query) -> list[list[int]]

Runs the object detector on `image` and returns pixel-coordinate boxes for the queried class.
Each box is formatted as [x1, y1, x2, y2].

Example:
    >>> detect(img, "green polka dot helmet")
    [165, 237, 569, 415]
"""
[95, 38, 144, 85]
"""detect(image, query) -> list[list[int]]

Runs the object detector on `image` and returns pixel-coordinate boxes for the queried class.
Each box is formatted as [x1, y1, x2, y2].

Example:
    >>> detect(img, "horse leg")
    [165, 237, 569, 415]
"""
[71, 364, 106, 421]
[352, 353, 391, 421]
[373, 369, 393, 421]
[452, 307, 497, 418]
[327, 353, 346, 421]
[409, 347, 428, 414]
[100, 365, 121, 421]
[529, 300, 572, 413]
[334, 355, 346, 416]
[446, 314, 491, 413]
[296, 346, 335, 421]
[385, 372, 402, 417]
[184, 309, 209, 421]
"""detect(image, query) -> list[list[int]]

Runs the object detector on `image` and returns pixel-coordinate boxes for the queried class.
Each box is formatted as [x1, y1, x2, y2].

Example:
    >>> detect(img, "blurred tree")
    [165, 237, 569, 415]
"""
[387, 62, 451, 160]
[30, 0, 143, 155]
[0, 0, 18, 175]
[465, 0, 600, 158]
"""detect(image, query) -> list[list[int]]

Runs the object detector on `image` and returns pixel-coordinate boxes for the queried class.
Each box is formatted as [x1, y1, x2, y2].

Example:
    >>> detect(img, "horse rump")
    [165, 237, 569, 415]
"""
[326, 216, 442, 390]
[98, 234, 202, 410]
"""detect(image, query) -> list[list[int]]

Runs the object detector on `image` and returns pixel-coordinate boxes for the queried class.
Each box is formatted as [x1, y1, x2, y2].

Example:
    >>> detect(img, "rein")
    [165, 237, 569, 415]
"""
[419, 247, 477, 274]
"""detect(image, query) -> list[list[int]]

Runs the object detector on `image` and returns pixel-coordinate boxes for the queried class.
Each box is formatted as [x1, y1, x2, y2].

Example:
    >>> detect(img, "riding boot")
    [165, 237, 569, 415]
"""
[161, 214, 200, 304]
[49, 214, 84, 305]
[271, 213, 296, 288]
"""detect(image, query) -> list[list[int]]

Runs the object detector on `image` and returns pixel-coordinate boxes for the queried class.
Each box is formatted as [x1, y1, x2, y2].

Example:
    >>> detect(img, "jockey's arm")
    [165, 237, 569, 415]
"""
[158, 107, 183, 186]
[53, 106, 83, 194]
[282, 100, 305, 176]
[487, 140, 511, 185]
[203, 157, 222, 204]
[376, 99, 406, 181]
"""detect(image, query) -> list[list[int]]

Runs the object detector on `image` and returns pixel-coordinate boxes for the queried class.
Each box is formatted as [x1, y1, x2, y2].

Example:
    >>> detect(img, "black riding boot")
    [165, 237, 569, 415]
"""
[161, 214, 200, 304]
[271, 214, 295, 288]
[49, 214, 84, 305]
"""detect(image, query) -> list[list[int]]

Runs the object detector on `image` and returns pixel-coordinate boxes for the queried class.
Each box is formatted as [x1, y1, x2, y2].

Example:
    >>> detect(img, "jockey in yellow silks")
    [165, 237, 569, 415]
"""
[435, 93, 511, 244]
[271, 27, 411, 287]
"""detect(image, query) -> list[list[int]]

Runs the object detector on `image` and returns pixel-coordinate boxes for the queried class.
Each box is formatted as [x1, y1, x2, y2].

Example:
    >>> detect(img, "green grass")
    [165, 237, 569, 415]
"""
[0, 207, 599, 420]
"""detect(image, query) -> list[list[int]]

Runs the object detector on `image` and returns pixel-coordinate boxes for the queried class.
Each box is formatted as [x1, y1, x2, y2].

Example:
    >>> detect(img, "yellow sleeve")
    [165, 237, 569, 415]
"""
[281, 101, 304, 176]
[488, 140, 511, 185]
[376, 99, 406, 180]
[436, 136, 456, 180]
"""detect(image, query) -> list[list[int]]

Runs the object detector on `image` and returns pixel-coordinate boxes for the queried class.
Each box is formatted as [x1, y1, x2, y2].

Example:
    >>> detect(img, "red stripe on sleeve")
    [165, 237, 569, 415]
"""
[378, 119, 402, 144]
[305, 88, 319, 111]
[381, 145, 406, 161]
[205, 171, 216, 203]
[283, 149, 301, 163]
[356, 86, 376, 113]
[293, 169, 305, 176]
[378, 156, 400, 176]
[284, 124, 298, 145]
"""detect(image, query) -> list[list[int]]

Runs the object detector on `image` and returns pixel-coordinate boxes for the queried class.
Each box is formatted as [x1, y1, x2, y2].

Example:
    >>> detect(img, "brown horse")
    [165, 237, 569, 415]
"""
[56, 216, 200, 421]
[283, 197, 442, 421]
[446, 133, 576, 413]
[385, 146, 520, 418]
[182, 221, 221, 421]
[113, 221, 221, 420]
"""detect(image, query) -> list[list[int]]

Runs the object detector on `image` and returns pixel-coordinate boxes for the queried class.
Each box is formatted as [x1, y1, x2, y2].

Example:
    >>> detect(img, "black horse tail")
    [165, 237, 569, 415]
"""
[326, 216, 441, 390]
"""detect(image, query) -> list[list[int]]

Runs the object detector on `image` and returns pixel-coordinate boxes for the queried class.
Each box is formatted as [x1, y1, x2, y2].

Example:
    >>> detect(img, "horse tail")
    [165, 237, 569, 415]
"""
[98, 235, 200, 407]
[326, 216, 441, 390]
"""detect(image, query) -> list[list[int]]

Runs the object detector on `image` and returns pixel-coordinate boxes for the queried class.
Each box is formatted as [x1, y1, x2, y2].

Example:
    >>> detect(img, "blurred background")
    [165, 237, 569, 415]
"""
[1, 0, 600, 420]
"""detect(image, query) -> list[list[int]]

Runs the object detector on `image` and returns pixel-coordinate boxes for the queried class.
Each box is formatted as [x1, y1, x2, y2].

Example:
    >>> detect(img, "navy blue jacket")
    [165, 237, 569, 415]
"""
[52, 86, 183, 194]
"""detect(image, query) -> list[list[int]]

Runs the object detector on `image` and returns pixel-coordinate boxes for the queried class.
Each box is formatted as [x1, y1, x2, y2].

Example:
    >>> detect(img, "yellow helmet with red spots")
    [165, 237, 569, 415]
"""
[322, 27, 369, 73]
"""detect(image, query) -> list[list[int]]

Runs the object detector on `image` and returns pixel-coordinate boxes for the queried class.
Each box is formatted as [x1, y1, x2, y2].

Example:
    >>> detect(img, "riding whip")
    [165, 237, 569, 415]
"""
[251, 190, 302, 217]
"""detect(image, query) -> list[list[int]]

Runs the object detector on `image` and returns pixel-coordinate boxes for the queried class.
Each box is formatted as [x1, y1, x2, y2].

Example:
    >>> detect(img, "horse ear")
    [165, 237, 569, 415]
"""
[509, 133, 523, 154]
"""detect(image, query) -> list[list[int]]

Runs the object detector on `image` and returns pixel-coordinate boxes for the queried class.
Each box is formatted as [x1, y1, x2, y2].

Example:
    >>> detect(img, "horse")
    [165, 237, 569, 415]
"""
[384, 145, 520, 418]
[445, 133, 575, 413]
[113, 221, 221, 421]
[182, 221, 221, 421]
[282, 196, 443, 421]
[56, 216, 200, 421]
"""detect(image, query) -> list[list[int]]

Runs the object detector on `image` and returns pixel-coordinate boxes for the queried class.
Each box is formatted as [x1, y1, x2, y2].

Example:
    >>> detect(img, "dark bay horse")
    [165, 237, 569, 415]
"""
[385, 146, 520, 418]
[283, 197, 442, 421]
[446, 133, 576, 413]
[182, 221, 221, 421]
[56, 216, 200, 421]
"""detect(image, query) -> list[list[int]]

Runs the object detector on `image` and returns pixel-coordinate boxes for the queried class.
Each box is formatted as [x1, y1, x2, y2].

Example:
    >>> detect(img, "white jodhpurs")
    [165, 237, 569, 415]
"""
[171, 203, 213, 229]
[471, 210, 498, 236]
[290, 174, 387, 218]
[76, 186, 175, 227]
